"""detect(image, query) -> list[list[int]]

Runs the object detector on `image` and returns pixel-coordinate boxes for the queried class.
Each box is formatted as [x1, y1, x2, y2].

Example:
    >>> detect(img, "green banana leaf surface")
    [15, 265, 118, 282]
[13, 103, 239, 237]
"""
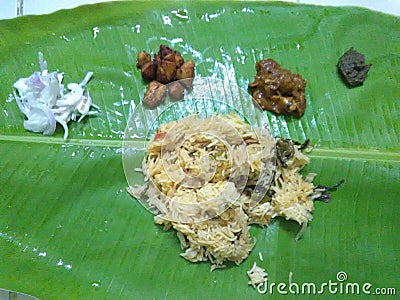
[0, 1, 399, 299]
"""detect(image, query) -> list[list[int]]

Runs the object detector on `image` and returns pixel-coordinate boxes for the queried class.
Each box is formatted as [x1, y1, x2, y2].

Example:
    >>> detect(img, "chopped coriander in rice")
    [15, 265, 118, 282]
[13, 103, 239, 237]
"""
[13, 52, 99, 139]
[128, 113, 341, 270]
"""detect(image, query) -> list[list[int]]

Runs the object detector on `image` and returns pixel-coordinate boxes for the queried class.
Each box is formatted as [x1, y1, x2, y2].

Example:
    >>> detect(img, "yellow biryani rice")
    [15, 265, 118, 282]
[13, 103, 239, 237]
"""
[128, 113, 319, 268]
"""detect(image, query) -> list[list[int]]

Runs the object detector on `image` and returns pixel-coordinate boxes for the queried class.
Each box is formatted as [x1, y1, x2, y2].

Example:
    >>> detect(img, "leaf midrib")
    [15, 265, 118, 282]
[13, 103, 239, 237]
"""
[1, 134, 398, 163]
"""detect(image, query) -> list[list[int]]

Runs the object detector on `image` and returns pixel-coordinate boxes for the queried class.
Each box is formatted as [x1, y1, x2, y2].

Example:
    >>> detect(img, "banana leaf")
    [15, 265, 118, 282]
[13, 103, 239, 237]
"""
[0, 1, 399, 299]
